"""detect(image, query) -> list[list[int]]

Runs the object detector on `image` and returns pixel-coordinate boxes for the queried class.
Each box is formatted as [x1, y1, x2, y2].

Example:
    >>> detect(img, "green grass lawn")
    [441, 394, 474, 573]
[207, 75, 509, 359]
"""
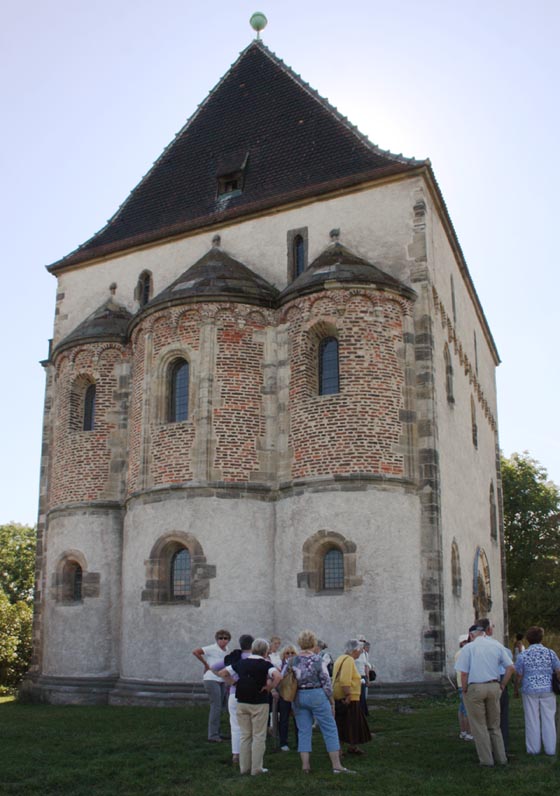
[0, 696, 557, 795]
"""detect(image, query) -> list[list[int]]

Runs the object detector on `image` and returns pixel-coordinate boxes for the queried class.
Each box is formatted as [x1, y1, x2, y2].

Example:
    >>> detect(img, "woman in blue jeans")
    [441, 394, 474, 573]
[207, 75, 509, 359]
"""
[285, 629, 355, 774]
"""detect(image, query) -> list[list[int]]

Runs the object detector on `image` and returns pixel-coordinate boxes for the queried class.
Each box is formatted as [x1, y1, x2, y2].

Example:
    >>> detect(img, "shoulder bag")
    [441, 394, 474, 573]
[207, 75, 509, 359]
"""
[278, 660, 298, 702]
[333, 655, 351, 718]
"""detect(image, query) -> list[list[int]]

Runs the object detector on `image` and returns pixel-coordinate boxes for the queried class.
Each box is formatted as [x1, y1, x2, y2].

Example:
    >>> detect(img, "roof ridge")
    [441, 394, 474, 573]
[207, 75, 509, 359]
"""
[61, 42, 262, 265]
[254, 40, 422, 167]
[49, 40, 425, 271]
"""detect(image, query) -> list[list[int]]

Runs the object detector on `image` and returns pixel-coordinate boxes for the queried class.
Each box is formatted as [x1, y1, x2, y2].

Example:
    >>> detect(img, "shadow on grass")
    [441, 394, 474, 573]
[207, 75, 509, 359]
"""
[0, 697, 557, 795]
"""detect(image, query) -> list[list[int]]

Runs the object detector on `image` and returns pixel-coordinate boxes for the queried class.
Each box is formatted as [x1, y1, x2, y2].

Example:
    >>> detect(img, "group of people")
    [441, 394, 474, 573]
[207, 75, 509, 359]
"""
[454, 619, 560, 766]
[193, 629, 374, 776]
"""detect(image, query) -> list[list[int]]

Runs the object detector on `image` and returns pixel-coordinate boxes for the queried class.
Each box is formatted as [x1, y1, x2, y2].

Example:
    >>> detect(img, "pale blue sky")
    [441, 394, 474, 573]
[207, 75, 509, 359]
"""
[1, 0, 559, 525]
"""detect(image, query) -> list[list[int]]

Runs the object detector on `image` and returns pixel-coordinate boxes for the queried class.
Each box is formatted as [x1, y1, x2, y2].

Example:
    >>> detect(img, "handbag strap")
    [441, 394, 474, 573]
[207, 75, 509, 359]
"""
[333, 654, 352, 687]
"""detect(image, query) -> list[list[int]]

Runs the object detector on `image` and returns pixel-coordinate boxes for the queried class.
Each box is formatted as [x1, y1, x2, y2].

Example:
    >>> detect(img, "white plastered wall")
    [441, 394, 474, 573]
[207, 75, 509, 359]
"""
[119, 496, 276, 682]
[275, 489, 424, 682]
[425, 194, 503, 675]
[52, 178, 424, 346]
[42, 511, 122, 677]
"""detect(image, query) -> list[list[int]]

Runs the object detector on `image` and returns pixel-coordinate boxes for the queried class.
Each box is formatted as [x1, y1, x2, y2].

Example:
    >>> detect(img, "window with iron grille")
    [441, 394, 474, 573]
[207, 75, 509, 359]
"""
[323, 548, 344, 590]
[171, 548, 191, 599]
[319, 337, 339, 395]
[168, 359, 189, 422]
[83, 384, 96, 431]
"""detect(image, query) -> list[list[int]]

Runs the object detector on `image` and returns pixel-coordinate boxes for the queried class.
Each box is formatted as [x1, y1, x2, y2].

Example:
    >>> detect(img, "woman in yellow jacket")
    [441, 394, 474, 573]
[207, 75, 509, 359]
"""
[332, 640, 372, 755]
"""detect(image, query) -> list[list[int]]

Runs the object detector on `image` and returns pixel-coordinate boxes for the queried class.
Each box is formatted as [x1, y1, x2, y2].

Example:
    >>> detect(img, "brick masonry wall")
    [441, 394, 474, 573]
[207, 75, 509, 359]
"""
[50, 344, 129, 508]
[213, 308, 267, 481]
[284, 289, 413, 480]
[51, 288, 414, 507]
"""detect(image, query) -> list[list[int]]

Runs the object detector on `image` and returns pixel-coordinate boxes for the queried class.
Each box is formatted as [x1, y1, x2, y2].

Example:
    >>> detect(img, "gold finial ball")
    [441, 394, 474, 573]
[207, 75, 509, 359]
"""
[250, 12, 268, 34]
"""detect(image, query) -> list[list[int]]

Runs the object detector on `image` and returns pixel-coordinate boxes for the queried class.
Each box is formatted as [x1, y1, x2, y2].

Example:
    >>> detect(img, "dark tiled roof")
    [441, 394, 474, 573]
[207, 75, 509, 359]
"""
[279, 241, 416, 304]
[48, 41, 423, 272]
[145, 244, 279, 310]
[54, 298, 133, 354]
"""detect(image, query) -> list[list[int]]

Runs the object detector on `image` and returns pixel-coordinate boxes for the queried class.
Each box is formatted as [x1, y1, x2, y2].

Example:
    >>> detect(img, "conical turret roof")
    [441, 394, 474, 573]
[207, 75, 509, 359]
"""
[279, 240, 416, 304]
[54, 296, 133, 355]
[145, 243, 279, 309]
[48, 41, 423, 272]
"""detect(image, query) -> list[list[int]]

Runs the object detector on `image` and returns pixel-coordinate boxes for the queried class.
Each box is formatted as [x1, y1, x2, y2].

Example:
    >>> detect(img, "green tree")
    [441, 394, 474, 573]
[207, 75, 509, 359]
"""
[0, 524, 36, 688]
[0, 523, 36, 605]
[501, 452, 560, 632]
[0, 591, 33, 687]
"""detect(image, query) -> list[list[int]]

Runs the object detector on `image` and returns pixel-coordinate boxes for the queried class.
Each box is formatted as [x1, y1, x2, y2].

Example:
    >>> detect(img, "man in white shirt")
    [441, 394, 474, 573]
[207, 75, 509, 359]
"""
[455, 624, 514, 766]
[193, 628, 231, 741]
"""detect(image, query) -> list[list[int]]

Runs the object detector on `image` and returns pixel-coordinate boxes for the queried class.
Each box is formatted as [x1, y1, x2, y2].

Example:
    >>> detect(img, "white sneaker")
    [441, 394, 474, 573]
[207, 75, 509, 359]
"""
[251, 769, 269, 776]
[464, 733, 474, 741]
[333, 767, 357, 775]
[280, 745, 289, 752]
[459, 731, 466, 739]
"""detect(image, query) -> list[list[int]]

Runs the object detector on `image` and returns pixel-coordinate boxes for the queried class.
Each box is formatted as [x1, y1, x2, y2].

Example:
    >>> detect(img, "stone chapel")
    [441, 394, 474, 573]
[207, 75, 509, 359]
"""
[25, 37, 506, 704]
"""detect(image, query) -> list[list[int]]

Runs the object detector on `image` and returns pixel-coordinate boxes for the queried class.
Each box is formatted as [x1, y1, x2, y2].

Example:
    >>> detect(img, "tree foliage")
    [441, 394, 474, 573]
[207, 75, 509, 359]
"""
[0, 591, 33, 687]
[0, 523, 36, 605]
[501, 452, 560, 632]
[0, 524, 36, 688]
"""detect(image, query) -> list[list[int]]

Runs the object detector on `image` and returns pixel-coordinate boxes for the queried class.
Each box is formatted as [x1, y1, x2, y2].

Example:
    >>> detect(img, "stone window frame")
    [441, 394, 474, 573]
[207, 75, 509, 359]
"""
[287, 227, 308, 282]
[450, 274, 457, 325]
[489, 482, 498, 542]
[318, 336, 340, 395]
[471, 396, 478, 449]
[142, 532, 216, 606]
[297, 530, 362, 594]
[153, 348, 194, 426]
[305, 320, 340, 398]
[472, 546, 492, 618]
[168, 358, 190, 422]
[451, 539, 462, 597]
[51, 550, 101, 604]
[135, 270, 153, 307]
[444, 343, 454, 405]
[69, 374, 97, 432]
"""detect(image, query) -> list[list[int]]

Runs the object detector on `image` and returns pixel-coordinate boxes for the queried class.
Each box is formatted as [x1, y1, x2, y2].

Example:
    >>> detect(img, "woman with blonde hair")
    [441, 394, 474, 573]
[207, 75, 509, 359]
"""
[285, 629, 354, 774]
[277, 643, 298, 751]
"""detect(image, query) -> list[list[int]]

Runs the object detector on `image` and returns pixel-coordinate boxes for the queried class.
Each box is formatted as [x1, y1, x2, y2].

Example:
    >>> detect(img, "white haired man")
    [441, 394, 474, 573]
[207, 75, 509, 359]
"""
[455, 623, 514, 766]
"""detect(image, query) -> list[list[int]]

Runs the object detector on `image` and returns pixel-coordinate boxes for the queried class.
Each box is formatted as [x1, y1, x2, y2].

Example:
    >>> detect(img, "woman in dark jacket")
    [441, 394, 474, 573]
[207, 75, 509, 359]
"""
[219, 638, 281, 776]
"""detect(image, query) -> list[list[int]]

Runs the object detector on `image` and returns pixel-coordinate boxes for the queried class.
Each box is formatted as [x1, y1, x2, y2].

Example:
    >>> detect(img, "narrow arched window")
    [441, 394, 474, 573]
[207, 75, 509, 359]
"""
[471, 396, 478, 449]
[473, 331, 479, 376]
[319, 337, 339, 395]
[294, 235, 305, 277]
[170, 548, 191, 600]
[444, 344, 454, 404]
[450, 275, 457, 324]
[83, 384, 96, 431]
[489, 483, 497, 540]
[323, 548, 344, 590]
[451, 541, 462, 597]
[139, 272, 152, 307]
[168, 359, 189, 422]
[63, 561, 83, 602]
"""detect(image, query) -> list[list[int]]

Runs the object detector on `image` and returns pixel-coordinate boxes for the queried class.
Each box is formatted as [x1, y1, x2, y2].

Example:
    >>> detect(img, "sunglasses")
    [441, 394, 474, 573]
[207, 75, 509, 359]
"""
[217, 636, 230, 640]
